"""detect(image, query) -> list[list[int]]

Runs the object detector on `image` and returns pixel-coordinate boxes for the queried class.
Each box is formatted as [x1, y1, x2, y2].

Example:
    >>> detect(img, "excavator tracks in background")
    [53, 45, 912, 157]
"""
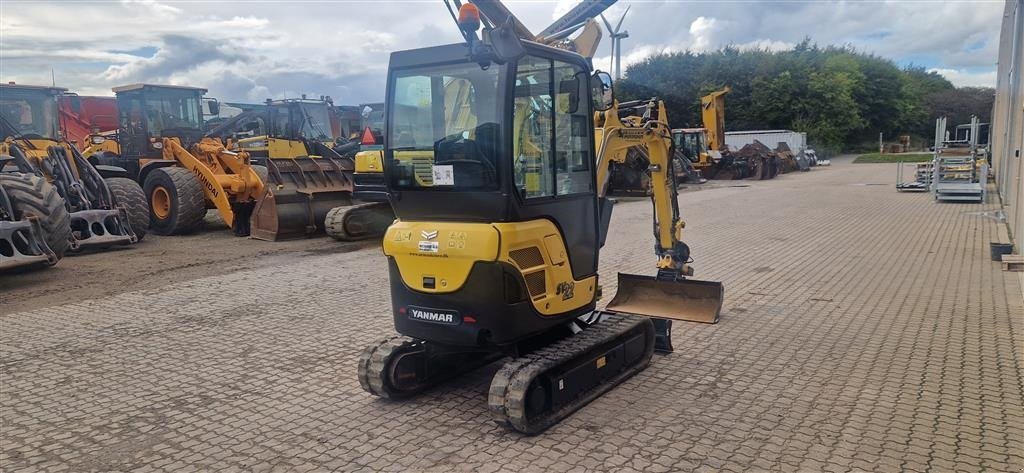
[324, 202, 394, 241]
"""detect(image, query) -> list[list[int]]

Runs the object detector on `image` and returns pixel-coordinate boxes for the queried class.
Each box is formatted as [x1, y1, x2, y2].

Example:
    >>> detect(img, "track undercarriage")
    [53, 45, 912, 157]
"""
[358, 313, 655, 435]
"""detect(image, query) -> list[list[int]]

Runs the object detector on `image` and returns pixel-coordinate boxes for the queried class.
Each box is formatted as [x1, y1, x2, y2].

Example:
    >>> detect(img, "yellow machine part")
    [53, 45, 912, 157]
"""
[383, 218, 596, 316]
[79, 135, 120, 156]
[160, 137, 264, 229]
[2, 138, 78, 170]
[234, 136, 311, 158]
[354, 150, 383, 173]
[700, 87, 730, 152]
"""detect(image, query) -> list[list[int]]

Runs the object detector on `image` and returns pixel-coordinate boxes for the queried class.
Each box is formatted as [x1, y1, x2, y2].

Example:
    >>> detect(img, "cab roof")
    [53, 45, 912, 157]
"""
[111, 83, 207, 94]
[0, 83, 67, 94]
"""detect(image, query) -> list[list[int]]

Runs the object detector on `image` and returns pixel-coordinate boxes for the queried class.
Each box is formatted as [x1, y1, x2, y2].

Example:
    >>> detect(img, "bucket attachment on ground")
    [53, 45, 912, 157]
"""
[250, 156, 355, 241]
[607, 272, 724, 324]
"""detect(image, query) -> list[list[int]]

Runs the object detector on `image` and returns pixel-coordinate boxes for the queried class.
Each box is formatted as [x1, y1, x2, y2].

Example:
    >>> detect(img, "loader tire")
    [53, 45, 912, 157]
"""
[144, 167, 206, 235]
[251, 165, 270, 187]
[105, 177, 149, 241]
[0, 173, 72, 258]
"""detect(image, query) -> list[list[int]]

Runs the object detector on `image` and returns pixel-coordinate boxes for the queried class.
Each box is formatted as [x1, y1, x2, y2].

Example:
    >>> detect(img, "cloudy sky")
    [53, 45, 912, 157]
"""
[0, 0, 1006, 104]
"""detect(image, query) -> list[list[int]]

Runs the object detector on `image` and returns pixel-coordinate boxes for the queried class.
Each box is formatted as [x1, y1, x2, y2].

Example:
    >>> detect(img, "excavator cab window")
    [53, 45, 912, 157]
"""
[513, 55, 591, 198]
[293, 102, 335, 141]
[388, 61, 501, 191]
[674, 132, 703, 163]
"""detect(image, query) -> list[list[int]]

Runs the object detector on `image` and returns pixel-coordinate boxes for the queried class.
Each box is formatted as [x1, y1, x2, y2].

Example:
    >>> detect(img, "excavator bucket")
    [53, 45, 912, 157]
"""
[607, 273, 724, 352]
[607, 273, 724, 323]
[250, 156, 355, 241]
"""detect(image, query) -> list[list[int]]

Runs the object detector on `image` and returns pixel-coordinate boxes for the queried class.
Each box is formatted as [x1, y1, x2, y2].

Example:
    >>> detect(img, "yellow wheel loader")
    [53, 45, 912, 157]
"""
[0, 84, 146, 252]
[357, 0, 724, 435]
[205, 97, 393, 241]
[81, 84, 265, 236]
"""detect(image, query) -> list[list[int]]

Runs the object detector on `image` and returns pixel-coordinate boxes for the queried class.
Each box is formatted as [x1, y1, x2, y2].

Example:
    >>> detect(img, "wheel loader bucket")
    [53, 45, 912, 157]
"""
[606, 273, 724, 324]
[250, 157, 355, 241]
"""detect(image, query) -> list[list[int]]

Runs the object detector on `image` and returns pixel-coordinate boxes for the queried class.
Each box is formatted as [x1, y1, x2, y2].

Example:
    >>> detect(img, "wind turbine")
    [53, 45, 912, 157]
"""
[600, 5, 630, 80]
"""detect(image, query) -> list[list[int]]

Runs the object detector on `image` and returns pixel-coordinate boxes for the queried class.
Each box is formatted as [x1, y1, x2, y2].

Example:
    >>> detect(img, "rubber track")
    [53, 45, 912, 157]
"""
[105, 177, 149, 240]
[488, 314, 654, 435]
[358, 335, 420, 400]
[0, 173, 72, 257]
[325, 202, 392, 241]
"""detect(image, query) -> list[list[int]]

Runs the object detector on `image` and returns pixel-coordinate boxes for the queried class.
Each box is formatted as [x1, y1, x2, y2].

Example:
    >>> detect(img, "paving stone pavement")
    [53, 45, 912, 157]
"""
[1, 157, 1022, 472]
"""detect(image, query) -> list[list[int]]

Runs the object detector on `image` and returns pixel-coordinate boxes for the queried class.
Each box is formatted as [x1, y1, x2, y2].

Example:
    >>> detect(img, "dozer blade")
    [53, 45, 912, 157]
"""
[250, 156, 355, 241]
[606, 273, 724, 324]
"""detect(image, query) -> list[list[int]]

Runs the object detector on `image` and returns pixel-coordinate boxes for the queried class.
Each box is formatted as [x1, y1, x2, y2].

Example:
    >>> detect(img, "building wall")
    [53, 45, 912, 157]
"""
[991, 0, 1024, 265]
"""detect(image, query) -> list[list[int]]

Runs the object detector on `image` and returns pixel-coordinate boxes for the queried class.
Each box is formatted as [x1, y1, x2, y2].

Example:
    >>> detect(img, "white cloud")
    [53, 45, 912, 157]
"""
[688, 16, 722, 51]
[928, 68, 997, 87]
[735, 39, 795, 52]
[0, 1, 1004, 102]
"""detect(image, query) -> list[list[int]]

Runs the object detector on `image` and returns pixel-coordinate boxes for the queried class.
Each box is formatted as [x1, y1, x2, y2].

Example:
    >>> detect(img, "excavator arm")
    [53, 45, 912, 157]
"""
[595, 96, 723, 334]
[595, 99, 690, 276]
[701, 86, 730, 152]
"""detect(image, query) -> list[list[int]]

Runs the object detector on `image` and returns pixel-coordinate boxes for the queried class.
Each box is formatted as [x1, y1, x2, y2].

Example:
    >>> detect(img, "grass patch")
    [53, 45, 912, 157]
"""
[853, 153, 933, 163]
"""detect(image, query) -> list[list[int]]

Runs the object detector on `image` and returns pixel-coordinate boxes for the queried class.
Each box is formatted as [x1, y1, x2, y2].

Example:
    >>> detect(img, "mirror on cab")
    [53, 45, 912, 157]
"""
[207, 99, 220, 117]
[591, 71, 614, 112]
[483, 18, 526, 65]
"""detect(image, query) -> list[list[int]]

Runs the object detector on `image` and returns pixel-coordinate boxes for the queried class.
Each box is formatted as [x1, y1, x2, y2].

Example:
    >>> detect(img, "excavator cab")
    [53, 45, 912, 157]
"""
[381, 44, 606, 344]
[673, 128, 709, 164]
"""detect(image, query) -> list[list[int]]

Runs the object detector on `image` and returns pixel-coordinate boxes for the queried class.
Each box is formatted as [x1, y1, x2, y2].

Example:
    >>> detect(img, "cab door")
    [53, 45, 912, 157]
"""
[510, 54, 599, 280]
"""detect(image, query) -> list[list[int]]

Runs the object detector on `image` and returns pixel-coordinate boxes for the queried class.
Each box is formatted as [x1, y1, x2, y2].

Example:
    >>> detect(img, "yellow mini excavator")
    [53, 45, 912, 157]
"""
[1, 83, 147, 255]
[357, 0, 724, 435]
[81, 84, 266, 236]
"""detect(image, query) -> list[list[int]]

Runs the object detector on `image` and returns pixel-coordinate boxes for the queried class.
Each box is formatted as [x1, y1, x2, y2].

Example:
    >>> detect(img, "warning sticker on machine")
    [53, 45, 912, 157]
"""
[418, 241, 439, 253]
[432, 165, 454, 185]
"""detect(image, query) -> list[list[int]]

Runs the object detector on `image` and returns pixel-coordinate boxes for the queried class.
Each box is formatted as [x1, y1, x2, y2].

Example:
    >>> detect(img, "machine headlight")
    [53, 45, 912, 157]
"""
[152, 141, 163, 149]
[91, 136, 106, 145]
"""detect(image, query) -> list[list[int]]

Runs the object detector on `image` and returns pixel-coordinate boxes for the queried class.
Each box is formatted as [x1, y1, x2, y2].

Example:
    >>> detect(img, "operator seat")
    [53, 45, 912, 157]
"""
[434, 122, 499, 188]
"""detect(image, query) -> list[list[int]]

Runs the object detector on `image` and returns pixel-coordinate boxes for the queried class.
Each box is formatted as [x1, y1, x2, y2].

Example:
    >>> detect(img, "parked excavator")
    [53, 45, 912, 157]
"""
[204, 96, 393, 241]
[0, 83, 147, 254]
[672, 87, 774, 180]
[321, 103, 398, 241]
[357, 0, 724, 435]
[607, 99, 704, 194]
[80, 84, 265, 236]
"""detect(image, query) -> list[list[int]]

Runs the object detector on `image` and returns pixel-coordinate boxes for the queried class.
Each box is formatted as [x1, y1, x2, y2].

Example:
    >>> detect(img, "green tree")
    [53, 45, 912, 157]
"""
[618, 41, 989, 151]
